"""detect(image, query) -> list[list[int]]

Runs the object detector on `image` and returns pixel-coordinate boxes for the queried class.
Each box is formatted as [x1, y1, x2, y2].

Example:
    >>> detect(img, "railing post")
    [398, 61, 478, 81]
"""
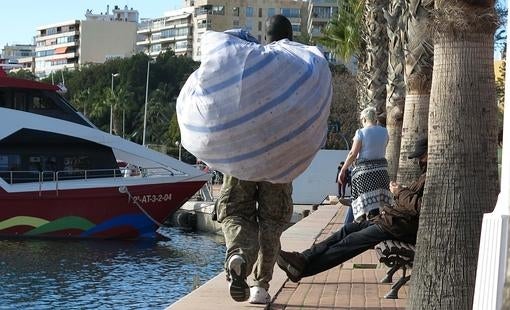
[39, 171, 42, 197]
[55, 171, 59, 196]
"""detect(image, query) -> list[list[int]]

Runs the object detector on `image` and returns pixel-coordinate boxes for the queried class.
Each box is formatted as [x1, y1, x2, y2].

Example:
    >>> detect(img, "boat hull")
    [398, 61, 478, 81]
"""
[0, 180, 206, 239]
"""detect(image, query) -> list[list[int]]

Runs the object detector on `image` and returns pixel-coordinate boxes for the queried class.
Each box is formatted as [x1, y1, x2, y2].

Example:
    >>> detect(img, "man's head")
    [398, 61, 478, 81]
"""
[408, 138, 428, 170]
[265, 14, 293, 43]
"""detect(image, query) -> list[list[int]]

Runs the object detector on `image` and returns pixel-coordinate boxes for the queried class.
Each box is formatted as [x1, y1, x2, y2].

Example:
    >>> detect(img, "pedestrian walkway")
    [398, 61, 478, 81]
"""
[167, 203, 409, 309]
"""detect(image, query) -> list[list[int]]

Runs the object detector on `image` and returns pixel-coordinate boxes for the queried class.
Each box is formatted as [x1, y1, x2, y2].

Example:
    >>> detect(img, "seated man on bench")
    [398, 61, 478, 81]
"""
[277, 138, 428, 282]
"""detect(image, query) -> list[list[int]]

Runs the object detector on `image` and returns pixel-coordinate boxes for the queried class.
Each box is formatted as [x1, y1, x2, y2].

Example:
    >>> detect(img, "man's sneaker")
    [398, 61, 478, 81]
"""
[227, 254, 249, 302]
[248, 286, 271, 304]
[277, 250, 307, 282]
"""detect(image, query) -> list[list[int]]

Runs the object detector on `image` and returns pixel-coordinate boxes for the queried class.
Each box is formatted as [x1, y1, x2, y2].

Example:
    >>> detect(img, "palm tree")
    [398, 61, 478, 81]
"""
[361, 0, 389, 120]
[410, 1, 499, 308]
[320, 0, 364, 62]
[112, 87, 134, 138]
[143, 88, 175, 145]
[383, 0, 406, 180]
[396, 0, 434, 186]
[320, 0, 367, 108]
[320, 0, 389, 145]
[71, 89, 91, 117]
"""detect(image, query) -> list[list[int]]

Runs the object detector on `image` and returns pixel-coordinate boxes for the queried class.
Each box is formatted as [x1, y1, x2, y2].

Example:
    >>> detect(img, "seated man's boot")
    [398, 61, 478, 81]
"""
[277, 250, 307, 282]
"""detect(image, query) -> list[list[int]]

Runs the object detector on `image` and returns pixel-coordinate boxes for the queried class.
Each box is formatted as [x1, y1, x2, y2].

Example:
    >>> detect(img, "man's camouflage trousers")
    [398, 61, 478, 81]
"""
[216, 175, 293, 290]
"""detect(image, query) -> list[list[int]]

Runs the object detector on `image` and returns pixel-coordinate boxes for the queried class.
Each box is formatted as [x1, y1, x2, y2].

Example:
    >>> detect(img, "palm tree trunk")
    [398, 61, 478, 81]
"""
[384, 0, 406, 180]
[360, 0, 389, 123]
[410, 1, 499, 308]
[396, 0, 434, 186]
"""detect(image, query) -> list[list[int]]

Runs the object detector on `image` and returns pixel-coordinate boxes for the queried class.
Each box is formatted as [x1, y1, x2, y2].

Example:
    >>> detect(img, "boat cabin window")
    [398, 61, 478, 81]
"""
[0, 129, 120, 184]
[0, 88, 92, 127]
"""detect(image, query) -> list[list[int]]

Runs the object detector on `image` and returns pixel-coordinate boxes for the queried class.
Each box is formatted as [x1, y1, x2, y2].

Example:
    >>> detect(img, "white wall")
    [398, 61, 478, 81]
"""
[80, 20, 137, 64]
[292, 149, 349, 204]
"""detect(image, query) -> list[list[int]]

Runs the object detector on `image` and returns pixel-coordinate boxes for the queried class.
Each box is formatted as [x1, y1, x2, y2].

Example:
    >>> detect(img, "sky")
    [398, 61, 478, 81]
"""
[0, 1, 183, 50]
[0, 0, 507, 57]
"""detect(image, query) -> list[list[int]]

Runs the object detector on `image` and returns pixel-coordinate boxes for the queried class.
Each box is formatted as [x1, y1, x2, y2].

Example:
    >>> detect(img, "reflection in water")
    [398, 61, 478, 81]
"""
[0, 227, 225, 310]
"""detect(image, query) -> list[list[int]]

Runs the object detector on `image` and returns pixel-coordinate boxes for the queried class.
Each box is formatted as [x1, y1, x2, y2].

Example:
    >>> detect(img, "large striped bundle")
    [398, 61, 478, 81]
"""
[177, 30, 332, 183]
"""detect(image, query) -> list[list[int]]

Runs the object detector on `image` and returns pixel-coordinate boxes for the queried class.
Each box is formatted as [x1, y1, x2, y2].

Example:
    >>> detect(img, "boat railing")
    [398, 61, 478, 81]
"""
[1, 167, 184, 195]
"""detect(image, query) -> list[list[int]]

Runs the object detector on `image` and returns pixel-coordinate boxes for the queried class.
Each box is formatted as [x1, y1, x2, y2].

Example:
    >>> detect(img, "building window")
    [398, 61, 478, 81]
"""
[258, 8, 263, 18]
[150, 44, 162, 53]
[212, 5, 225, 15]
[292, 24, 301, 32]
[258, 21, 262, 31]
[245, 19, 253, 31]
[232, 7, 240, 16]
[281, 8, 300, 18]
[257, 35, 262, 42]
[195, 5, 212, 15]
[233, 20, 240, 27]
[311, 25, 322, 35]
[197, 19, 211, 29]
[246, 7, 254, 17]
[160, 28, 189, 38]
[312, 7, 333, 19]
[268, 8, 275, 17]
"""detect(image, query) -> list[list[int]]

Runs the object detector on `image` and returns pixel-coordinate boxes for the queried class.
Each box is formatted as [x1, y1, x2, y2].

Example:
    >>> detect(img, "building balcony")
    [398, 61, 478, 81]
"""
[35, 51, 78, 62]
[35, 63, 78, 77]
[35, 41, 79, 53]
[35, 30, 80, 41]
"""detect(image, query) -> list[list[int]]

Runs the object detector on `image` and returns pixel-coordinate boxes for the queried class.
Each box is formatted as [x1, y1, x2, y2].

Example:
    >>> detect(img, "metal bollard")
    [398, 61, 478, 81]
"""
[302, 209, 310, 218]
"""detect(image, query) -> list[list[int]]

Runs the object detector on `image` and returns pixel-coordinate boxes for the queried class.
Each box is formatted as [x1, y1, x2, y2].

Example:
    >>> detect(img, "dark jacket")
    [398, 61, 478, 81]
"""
[373, 172, 426, 243]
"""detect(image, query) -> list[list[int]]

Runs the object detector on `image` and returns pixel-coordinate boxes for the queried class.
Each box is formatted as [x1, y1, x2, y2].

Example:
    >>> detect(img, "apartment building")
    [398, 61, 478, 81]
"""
[183, 0, 307, 60]
[0, 44, 35, 73]
[307, 0, 337, 39]
[307, 0, 337, 63]
[1, 44, 35, 60]
[136, 7, 194, 57]
[34, 5, 139, 78]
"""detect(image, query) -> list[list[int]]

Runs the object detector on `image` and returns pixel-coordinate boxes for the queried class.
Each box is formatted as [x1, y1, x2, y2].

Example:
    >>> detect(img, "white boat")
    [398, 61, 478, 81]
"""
[0, 70, 209, 239]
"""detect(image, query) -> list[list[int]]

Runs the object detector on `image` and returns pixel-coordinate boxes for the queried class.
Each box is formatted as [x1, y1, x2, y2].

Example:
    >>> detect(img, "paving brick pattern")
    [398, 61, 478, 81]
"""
[272, 205, 409, 309]
[167, 203, 410, 310]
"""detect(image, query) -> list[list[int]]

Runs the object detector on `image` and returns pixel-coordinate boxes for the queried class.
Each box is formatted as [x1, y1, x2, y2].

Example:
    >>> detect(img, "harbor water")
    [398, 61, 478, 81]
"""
[0, 227, 225, 310]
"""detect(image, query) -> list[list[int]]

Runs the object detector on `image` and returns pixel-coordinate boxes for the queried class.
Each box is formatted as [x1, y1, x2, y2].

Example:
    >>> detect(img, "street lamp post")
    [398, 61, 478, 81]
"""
[110, 73, 120, 134]
[143, 60, 154, 146]
[175, 141, 182, 161]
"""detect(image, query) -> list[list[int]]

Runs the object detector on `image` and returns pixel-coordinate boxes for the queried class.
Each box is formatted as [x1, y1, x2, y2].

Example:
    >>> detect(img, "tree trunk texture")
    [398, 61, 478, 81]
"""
[397, 93, 430, 184]
[384, 0, 406, 181]
[505, 276, 510, 310]
[396, 0, 434, 186]
[356, 46, 368, 115]
[410, 2, 499, 308]
[360, 0, 389, 123]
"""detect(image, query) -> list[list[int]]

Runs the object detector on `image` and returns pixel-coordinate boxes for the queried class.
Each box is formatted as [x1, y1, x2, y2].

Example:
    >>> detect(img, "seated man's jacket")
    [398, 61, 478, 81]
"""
[372, 171, 426, 244]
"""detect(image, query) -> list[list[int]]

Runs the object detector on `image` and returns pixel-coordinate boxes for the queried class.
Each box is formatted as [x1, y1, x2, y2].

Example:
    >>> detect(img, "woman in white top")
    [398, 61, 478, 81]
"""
[338, 107, 393, 222]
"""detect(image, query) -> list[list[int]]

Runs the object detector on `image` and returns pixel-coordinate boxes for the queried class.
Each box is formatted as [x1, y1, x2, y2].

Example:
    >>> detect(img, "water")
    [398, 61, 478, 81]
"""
[0, 227, 226, 310]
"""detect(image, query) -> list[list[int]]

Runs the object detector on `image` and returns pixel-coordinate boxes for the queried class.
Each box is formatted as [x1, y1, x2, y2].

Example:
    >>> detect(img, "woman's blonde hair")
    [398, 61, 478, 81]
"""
[360, 107, 377, 123]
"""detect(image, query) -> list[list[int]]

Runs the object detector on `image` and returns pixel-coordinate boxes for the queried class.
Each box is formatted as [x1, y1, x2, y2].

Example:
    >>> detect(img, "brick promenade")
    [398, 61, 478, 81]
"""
[168, 203, 409, 309]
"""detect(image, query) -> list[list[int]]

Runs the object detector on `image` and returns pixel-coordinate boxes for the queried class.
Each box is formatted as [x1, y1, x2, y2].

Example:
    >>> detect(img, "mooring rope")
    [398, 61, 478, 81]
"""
[119, 186, 165, 227]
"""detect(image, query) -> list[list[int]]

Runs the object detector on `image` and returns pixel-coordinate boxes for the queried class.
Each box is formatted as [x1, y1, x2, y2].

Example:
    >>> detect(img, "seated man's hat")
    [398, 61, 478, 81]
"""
[408, 138, 428, 159]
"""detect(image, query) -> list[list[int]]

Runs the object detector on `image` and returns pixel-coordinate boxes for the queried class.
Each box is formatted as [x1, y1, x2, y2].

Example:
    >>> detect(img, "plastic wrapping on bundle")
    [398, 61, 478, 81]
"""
[177, 30, 332, 183]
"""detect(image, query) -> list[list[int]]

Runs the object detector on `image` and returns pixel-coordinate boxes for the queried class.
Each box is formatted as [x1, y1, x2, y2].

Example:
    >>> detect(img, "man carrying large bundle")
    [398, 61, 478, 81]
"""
[177, 15, 332, 304]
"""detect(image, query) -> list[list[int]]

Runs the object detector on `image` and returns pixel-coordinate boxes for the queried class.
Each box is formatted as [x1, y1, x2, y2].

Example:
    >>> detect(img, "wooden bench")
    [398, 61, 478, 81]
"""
[374, 240, 415, 299]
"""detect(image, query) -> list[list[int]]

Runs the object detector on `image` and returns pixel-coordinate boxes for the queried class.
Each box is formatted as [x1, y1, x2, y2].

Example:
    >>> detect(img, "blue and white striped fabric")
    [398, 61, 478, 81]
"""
[177, 30, 332, 183]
